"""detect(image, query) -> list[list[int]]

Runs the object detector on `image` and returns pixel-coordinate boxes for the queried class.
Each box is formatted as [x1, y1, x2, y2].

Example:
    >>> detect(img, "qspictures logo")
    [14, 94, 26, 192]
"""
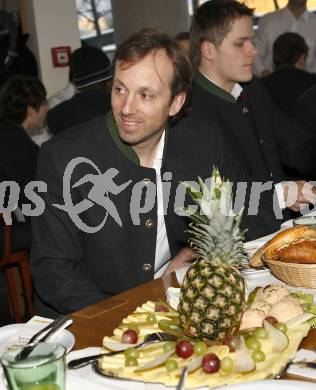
[1, 157, 316, 232]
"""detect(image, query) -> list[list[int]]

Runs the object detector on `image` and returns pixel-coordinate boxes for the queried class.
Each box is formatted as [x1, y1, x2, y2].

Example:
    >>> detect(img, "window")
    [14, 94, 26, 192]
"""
[76, 0, 115, 60]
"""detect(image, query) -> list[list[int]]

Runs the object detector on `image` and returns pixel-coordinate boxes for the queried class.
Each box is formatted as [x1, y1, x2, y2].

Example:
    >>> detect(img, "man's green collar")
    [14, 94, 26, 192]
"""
[106, 111, 140, 165]
[194, 71, 236, 103]
[106, 111, 170, 165]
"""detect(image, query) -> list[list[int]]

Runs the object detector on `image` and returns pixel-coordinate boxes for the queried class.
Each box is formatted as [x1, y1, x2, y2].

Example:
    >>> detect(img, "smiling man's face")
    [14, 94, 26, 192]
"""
[111, 49, 183, 155]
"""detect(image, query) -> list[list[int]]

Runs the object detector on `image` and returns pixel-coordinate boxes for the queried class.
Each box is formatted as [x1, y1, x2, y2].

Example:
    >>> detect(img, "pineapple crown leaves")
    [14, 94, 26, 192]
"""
[179, 168, 246, 264]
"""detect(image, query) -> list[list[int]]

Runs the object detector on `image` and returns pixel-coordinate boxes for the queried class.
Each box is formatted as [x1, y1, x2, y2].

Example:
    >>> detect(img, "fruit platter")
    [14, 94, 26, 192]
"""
[97, 287, 315, 388]
[97, 170, 316, 388]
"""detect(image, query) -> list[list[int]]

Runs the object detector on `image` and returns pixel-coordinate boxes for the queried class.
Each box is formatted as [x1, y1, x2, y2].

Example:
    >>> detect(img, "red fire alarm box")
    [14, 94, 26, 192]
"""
[51, 46, 72, 67]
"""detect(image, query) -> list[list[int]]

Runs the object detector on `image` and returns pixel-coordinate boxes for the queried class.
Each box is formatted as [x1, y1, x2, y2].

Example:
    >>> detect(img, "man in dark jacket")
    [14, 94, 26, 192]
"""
[31, 29, 195, 317]
[167, 0, 316, 241]
[0, 76, 46, 205]
[262, 32, 316, 115]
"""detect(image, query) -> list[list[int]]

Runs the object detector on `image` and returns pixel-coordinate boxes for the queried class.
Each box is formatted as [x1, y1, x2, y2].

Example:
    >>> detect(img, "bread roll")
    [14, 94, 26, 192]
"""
[250, 226, 316, 267]
[276, 241, 316, 263]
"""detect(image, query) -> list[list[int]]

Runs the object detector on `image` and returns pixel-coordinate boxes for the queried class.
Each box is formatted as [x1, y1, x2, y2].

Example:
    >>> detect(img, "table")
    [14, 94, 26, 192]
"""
[69, 272, 316, 382]
[70, 272, 178, 349]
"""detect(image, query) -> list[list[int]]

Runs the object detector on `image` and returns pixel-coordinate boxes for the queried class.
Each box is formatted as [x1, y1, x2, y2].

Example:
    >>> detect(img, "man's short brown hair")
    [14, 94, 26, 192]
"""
[190, 0, 253, 71]
[273, 32, 309, 68]
[115, 28, 192, 119]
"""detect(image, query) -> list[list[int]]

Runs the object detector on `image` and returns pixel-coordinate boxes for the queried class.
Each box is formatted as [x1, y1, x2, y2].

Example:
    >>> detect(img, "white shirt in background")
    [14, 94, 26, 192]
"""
[48, 82, 77, 109]
[254, 7, 316, 75]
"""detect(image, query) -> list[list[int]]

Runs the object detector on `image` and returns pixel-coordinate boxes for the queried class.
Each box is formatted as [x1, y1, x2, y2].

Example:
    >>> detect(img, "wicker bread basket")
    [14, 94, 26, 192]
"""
[265, 258, 316, 288]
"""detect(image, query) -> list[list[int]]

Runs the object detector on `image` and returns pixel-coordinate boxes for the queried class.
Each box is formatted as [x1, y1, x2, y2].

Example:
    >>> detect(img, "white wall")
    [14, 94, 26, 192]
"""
[26, 0, 81, 97]
[112, 0, 190, 45]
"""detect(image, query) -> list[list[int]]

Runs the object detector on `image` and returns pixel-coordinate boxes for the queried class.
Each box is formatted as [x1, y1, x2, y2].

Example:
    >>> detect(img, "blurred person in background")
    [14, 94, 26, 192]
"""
[254, 0, 316, 77]
[175, 31, 190, 52]
[0, 76, 47, 205]
[47, 46, 112, 135]
[262, 32, 316, 115]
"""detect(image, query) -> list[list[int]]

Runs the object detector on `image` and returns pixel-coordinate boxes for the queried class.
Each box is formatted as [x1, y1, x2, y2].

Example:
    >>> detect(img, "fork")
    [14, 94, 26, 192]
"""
[176, 366, 188, 390]
[27, 315, 69, 344]
[67, 331, 177, 369]
[16, 315, 70, 361]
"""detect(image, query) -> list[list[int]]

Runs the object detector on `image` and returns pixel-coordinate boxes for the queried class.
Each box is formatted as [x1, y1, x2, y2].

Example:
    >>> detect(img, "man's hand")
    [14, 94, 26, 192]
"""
[163, 247, 197, 275]
[283, 180, 316, 212]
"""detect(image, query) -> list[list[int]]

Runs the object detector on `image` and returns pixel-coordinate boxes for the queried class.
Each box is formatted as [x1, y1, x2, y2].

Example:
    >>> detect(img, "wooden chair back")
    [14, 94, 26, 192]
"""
[0, 213, 35, 322]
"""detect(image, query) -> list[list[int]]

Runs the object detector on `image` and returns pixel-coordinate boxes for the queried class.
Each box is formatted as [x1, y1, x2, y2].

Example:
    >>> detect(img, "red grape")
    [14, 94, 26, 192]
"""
[202, 353, 220, 373]
[121, 329, 138, 344]
[264, 316, 278, 325]
[155, 304, 169, 312]
[175, 340, 194, 358]
[223, 335, 240, 352]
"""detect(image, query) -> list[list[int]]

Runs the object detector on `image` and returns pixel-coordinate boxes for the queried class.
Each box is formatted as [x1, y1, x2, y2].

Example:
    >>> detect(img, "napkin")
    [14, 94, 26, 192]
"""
[287, 348, 316, 380]
[0, 315, 73, 354]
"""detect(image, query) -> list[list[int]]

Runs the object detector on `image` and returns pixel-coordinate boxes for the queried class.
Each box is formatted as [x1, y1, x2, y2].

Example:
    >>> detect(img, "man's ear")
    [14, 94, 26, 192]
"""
[169, 92, 186, 117]
[26, 105, 37, 118]
[201, 40, 216, 61]
[295, 53, 306, 70]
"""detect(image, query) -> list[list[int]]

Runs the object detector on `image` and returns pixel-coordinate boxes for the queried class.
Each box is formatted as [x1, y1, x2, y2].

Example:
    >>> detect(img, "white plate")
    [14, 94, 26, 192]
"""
[0, 323, 75, 353]
[223, 379, 316, 389]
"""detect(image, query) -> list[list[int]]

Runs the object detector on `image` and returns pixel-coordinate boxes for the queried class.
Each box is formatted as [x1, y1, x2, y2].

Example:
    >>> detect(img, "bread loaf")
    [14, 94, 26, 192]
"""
[250, 225, 316, 267]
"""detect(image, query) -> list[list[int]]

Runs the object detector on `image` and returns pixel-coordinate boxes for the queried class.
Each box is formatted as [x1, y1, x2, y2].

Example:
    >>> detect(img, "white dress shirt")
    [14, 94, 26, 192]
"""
[254, 7, 316, 75]
[152, 131, 171, 278]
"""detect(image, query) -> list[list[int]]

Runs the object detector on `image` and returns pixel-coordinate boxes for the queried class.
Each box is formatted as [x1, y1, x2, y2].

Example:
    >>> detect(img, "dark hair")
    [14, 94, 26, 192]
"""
[175, 31, 190, 42]
[115, 28, 192, 118]
[273, 32, 309, 68]
[0, 75, 46, 124]
[190, 0, 253, 71]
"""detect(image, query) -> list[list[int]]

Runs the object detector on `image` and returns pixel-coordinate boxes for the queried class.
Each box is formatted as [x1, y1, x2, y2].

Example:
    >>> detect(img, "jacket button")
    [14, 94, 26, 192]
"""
[145, 219, 154, 228]
[242, 106, 249, 114]
[143, 263, 152, 271]
[260, 139, 263, 144]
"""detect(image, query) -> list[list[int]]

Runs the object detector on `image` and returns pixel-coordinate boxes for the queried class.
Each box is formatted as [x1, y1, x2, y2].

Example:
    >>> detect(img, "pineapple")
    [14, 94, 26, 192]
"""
[178, 168, 246, 341]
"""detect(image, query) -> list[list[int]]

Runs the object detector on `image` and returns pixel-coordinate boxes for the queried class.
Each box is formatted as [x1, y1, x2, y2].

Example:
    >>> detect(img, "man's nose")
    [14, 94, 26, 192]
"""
[121, 95, 136, 115]
[249, 41, 259, 58]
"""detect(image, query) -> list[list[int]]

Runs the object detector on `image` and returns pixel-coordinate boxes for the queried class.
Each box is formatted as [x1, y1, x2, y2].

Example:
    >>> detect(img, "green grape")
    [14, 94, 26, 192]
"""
[302, 303, 311, 312]
[194, 341, 208, 355]
[220, 357, 234, 374]
[245, 337, 261, 351]
[146, 313, 157, 323]
[158, 320, 183, 337]
[125, 357, 138, 367]
[124, 348, 140, 359]
[252, 350, 265, 362]
[163, 341, 176, 353]
[253, 328, 268, 339]
[274, 322, 287, 333]
[164, 359, 178, 372]
[239, 330, 254, 338]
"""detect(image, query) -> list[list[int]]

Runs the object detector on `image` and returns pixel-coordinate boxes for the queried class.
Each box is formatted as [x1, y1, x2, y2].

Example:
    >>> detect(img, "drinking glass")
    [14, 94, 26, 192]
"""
[1, 343, 65, 390]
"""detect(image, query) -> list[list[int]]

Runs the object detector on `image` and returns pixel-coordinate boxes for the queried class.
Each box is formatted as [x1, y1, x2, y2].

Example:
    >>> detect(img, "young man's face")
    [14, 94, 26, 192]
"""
[111, 49, 184, 154]
[204, 16, 258, 92]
